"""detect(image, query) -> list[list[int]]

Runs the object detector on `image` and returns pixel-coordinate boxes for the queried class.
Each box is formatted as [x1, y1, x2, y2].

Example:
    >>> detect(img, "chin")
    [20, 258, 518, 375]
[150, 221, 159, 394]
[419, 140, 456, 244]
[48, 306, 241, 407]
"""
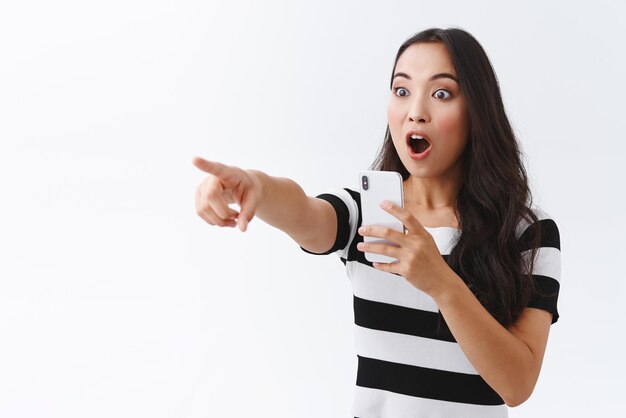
[405, 168, 433, 179]
[394, 159, 433, 178]
[397, 156, 431, 178]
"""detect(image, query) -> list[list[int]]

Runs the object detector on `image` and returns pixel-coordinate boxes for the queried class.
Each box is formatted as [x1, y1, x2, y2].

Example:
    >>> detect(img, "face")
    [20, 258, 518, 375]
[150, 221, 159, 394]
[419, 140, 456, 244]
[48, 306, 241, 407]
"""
[387, 42, 470, 181]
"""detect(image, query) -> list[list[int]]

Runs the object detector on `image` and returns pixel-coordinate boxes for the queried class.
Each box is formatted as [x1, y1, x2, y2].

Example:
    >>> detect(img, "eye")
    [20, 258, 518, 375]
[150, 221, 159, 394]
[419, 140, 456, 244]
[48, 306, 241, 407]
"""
[433, 89, 451, 100]
[393, 87, 409, 97]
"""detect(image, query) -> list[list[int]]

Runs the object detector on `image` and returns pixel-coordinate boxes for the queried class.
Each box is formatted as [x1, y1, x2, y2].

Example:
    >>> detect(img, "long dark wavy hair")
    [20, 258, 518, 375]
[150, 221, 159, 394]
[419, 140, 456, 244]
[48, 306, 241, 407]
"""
[371, 27, 542, 329]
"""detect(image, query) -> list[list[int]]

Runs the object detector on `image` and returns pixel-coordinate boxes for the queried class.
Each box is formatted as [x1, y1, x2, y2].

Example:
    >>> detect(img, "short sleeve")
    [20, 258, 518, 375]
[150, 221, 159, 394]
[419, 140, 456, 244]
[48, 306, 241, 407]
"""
[517, 207, 562, 324]
[299, 187, 360, 261]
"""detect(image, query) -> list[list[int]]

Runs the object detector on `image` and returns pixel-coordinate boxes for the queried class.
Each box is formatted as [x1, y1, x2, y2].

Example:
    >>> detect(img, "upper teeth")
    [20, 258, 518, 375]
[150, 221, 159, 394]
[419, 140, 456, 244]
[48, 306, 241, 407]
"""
[410, 134, 424, 140]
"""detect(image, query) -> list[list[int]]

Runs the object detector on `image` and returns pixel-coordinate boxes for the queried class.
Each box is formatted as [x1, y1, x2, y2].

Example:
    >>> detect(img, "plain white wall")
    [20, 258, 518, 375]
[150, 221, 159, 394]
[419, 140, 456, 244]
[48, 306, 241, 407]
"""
[1, 0, 624, 416]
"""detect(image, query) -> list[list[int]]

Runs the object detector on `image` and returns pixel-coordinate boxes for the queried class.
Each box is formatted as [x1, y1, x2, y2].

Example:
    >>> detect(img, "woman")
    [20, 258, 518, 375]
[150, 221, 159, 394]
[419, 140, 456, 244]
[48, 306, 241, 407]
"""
[193, 27, 561, 418]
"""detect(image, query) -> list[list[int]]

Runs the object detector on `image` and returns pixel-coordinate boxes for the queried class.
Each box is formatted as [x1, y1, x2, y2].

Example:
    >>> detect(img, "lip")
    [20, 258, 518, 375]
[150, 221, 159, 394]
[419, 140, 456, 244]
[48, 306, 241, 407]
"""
[406, 130, 432, 160]
[405, 130, 431, 143]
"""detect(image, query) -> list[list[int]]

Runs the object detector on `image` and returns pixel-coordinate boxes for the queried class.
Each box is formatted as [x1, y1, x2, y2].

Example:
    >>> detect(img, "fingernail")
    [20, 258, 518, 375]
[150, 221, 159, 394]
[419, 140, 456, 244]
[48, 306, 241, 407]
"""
[358, 226, 365, 234]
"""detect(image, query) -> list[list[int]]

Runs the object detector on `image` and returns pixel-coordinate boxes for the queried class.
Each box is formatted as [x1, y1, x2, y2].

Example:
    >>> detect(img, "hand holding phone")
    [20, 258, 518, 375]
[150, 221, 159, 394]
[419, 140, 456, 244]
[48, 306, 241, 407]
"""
[359, 170, 404, 263]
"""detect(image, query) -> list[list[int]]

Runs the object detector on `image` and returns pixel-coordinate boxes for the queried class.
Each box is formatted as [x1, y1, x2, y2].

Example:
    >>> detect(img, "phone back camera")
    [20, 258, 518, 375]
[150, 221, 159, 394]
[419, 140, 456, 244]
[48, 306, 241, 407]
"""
[361, 175, 369, 191]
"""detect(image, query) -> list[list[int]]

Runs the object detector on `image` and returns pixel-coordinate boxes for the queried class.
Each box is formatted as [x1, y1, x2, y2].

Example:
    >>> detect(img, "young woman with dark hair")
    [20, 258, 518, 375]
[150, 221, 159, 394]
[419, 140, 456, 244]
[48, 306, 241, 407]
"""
[193, 27, 561, 417]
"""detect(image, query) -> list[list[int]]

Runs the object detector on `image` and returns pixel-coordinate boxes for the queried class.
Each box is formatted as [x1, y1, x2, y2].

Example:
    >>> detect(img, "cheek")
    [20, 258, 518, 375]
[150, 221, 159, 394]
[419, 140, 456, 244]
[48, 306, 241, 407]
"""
[387, 102, 404, 141]
[387, 102, 402, 125]
[436, 106, 469, 144]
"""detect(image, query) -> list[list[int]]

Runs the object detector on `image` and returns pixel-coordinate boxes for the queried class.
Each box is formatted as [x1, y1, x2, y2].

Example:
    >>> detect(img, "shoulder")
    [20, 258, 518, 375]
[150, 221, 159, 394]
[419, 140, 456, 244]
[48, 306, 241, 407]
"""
[516, 204, 561, 252]
[515, 204, 552, 237]
[340, 186, 360, 201]
[317, 186, 359, 201]
[316, 187, 361, 216]
[516, 204, 562, 324]
[307, 186, 362, 260]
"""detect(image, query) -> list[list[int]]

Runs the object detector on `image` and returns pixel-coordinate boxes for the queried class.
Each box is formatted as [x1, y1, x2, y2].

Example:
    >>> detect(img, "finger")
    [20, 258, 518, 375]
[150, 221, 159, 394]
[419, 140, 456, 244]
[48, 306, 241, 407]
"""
[372, 261, 400, 274]
[356, 240, 402, 259]
[195, 203, 216, 225]
[205, 208, 238, 227]
[196, 186, 236, 223]
[380, 200, 428, 236]
[195, 187, 212, 223]
[198, 200, 238, 227]
[198, 209, 237, 228]
[209, 194, 240, 220]
[192, 157, 230, 177]
[358, 224, 405, 244]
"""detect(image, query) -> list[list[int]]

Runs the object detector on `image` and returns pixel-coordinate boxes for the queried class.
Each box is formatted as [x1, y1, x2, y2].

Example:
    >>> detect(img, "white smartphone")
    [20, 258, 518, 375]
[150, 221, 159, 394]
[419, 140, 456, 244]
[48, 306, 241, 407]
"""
[359, 170, 404, 263]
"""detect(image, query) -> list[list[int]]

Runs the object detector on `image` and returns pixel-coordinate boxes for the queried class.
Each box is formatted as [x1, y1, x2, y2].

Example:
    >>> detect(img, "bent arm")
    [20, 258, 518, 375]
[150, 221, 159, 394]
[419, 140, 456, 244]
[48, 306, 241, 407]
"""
[432, 272, 552, 407]
[249, 170, 337, 253]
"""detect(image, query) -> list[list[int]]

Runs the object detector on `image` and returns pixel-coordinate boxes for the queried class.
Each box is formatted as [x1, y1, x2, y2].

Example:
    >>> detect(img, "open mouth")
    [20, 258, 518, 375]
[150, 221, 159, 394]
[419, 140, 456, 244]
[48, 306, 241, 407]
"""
[408, 135, 431, 154]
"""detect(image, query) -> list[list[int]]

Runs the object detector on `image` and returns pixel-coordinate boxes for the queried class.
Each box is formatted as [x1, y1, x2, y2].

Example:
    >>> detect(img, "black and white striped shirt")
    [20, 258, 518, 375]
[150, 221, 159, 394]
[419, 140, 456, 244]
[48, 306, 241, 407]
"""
[300, 187, 561, 418]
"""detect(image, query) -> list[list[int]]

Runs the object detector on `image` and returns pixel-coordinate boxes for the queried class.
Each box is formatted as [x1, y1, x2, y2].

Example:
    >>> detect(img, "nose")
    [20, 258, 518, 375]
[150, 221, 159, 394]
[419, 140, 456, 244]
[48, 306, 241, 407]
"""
[408, 95, 430, 123]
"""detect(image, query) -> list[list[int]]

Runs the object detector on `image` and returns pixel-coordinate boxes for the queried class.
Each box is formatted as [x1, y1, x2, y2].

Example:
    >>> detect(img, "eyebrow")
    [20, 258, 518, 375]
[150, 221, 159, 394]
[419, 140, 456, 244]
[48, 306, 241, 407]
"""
[392, 72, 459, 83]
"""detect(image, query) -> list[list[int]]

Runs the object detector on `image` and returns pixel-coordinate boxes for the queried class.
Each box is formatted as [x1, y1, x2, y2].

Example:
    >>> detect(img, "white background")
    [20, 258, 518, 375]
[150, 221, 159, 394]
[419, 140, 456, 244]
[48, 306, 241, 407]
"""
[1, 0, 624, 416]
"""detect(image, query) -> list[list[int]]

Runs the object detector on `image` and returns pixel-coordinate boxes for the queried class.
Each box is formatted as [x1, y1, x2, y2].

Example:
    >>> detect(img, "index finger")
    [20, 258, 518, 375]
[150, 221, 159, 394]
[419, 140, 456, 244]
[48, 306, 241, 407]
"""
[380, 200, 428, 236]
[358, 224, 405, 244]
[192, 157, 229, 176]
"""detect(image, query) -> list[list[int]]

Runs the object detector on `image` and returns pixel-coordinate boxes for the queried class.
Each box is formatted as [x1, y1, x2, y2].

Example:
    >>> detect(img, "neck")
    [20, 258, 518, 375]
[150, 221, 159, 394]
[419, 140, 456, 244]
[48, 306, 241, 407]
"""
[403, 162, 463, 209]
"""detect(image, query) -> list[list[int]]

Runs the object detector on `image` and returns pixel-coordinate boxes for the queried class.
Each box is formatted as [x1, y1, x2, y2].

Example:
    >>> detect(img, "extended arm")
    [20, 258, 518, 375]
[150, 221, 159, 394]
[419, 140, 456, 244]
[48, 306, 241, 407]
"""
[248, 170, 337, 253]
[193, 158, 337, 252]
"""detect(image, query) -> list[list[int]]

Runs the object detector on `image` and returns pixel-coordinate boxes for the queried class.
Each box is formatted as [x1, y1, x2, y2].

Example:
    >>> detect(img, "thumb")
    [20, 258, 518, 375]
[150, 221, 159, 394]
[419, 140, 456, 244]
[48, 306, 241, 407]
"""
[237, 191, 259, 233]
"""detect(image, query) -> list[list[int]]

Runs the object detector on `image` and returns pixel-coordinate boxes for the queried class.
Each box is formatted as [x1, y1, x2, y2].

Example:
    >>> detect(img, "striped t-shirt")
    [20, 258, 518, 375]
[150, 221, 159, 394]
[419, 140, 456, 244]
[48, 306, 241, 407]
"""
[300, 187, 561, 418]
